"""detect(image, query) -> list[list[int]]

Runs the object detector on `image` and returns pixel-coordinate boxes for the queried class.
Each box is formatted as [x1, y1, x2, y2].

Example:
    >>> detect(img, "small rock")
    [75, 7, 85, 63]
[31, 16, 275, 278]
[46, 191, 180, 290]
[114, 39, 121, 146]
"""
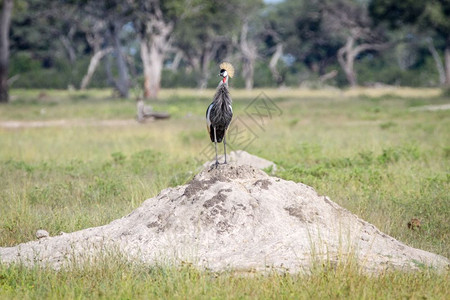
[36, 229, 49, 239]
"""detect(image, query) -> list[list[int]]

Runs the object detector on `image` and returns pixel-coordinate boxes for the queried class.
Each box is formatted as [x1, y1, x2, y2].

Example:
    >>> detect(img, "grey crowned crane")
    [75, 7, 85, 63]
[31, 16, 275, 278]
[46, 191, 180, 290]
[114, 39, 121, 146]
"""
[206, 62, 234, 167]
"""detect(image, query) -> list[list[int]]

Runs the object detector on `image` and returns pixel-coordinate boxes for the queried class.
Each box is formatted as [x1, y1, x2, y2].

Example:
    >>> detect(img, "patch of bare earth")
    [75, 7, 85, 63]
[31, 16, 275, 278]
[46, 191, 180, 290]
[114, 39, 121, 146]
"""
[0, 119, 138, 129]
[410, 104, 450, 111]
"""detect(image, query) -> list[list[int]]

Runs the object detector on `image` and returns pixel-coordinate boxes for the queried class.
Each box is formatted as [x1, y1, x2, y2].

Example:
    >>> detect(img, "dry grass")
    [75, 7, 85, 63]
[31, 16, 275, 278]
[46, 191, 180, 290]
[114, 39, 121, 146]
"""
[0, 87, 449, 299]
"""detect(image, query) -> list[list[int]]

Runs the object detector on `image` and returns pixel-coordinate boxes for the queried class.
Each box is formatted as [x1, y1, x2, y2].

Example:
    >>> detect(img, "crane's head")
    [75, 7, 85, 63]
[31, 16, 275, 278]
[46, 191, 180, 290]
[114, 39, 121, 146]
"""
[219, 62, 234, 83]
[219, 69, 228, 78]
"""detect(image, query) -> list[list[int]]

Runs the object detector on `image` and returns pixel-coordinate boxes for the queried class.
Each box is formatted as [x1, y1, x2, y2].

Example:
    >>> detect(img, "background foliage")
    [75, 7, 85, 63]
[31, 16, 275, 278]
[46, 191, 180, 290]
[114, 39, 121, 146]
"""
[5, 0, 450, 91]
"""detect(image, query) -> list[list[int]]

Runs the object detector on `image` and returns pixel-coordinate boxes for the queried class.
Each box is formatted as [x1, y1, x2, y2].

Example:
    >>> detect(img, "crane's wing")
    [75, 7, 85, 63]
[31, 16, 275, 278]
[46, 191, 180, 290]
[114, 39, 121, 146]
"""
[206, 103, 213, 134]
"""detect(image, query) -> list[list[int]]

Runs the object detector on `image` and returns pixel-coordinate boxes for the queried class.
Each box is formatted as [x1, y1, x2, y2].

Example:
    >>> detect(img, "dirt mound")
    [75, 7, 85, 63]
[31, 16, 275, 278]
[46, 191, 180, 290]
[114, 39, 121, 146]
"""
[203, 150, 277, 172]
[1, 161, 448, 273]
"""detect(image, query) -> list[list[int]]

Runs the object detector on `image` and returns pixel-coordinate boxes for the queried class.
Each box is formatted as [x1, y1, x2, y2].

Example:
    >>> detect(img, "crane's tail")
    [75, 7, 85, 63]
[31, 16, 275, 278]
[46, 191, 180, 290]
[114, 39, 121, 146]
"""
[209, 126, 227, 143]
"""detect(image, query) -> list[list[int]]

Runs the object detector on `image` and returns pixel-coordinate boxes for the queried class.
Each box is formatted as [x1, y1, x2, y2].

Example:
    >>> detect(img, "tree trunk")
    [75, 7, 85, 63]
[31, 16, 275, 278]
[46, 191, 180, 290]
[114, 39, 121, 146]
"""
[197, 42, 219, 89]
[319, 70, 338, 83]
[342, 59, 357, 87]
[199, 48, 210, 89]
[198, 73, 209, 90]
[147, 42, 163, 99]
[240, 21, 257, 90]
[59, 35, 76, 65]
[111, 22, 129, 98]
[445, 38, 450, 87]
[426, 38, 446, 85]
[140, 38, 164, 99]
[269, 43, 283, 86]
[243, 59, 254, 90]
[337, 36, 390, 88]
[105, 55, 114, 85]
[140, 41, 151, 97]
[138, 6, 174, 100]
[0, 0, 13, 103]
[337, 36, 358, 87]
[168, 50, 183, 71]
[80, 47, 112, 89]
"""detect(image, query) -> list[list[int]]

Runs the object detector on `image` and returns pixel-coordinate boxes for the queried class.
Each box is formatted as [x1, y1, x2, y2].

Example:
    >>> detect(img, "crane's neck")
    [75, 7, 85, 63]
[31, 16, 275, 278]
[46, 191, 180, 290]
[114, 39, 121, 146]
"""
[213, 80, 232, 107]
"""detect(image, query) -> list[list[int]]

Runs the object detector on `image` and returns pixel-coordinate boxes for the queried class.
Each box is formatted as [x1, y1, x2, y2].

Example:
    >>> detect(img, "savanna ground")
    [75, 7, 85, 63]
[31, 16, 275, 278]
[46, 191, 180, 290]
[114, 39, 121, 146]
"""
[0, 88, 449, 299]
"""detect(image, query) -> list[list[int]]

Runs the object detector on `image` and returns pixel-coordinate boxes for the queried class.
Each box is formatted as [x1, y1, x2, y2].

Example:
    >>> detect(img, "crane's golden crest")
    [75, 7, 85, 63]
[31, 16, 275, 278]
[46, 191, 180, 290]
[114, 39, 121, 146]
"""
[220, 62, 235, 78]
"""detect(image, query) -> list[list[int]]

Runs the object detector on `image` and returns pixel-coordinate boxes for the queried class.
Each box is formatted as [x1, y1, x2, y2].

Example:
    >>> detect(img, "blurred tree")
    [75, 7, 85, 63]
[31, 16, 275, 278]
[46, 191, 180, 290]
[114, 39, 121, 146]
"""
[425, 37, 446, 85]
[5, 0, 448, 91]
[46, 1, 87, 87]
[173, 0, 260, 89]
[323, 0, 391, 87]
[263, 0, 341, 86]
[83, 0, 133, 97]
[239, 20, 258, 89]
[0, 0, 13, 102]
[10, 0, 95, 89]
[171, 0, 228, 89]
[291, 0, 339, 81]
[262, 0, 292, 86]
[13, 1, 87, 79]
[370, 0, 450, 86]
[236, 0, 264, 90]
[79, 18, 112, 90]
[44, 1, 111, 90]
[131, 0, 196, 99]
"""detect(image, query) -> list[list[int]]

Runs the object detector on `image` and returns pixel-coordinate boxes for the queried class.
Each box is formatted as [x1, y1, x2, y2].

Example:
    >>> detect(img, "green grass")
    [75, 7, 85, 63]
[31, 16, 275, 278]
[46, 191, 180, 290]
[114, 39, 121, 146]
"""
[0, 88, 449, 299]
[1, 257, 448, 299]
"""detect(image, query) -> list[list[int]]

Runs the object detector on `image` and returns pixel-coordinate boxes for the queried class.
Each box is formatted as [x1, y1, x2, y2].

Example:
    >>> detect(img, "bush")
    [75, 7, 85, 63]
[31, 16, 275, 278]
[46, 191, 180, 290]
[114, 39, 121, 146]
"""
[10, 53, 110, 89]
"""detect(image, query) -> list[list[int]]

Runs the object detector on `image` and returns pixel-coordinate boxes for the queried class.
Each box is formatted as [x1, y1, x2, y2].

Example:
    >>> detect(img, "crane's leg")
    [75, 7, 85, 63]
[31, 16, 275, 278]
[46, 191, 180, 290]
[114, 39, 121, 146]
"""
[223, 134, 227, 164]
[213, 127, 219, 167]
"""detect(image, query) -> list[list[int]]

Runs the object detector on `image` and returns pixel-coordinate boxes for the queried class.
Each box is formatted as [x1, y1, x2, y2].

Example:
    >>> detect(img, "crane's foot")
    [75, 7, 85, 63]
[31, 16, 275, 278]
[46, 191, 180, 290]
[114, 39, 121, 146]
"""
[208, 161, 220, 170]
